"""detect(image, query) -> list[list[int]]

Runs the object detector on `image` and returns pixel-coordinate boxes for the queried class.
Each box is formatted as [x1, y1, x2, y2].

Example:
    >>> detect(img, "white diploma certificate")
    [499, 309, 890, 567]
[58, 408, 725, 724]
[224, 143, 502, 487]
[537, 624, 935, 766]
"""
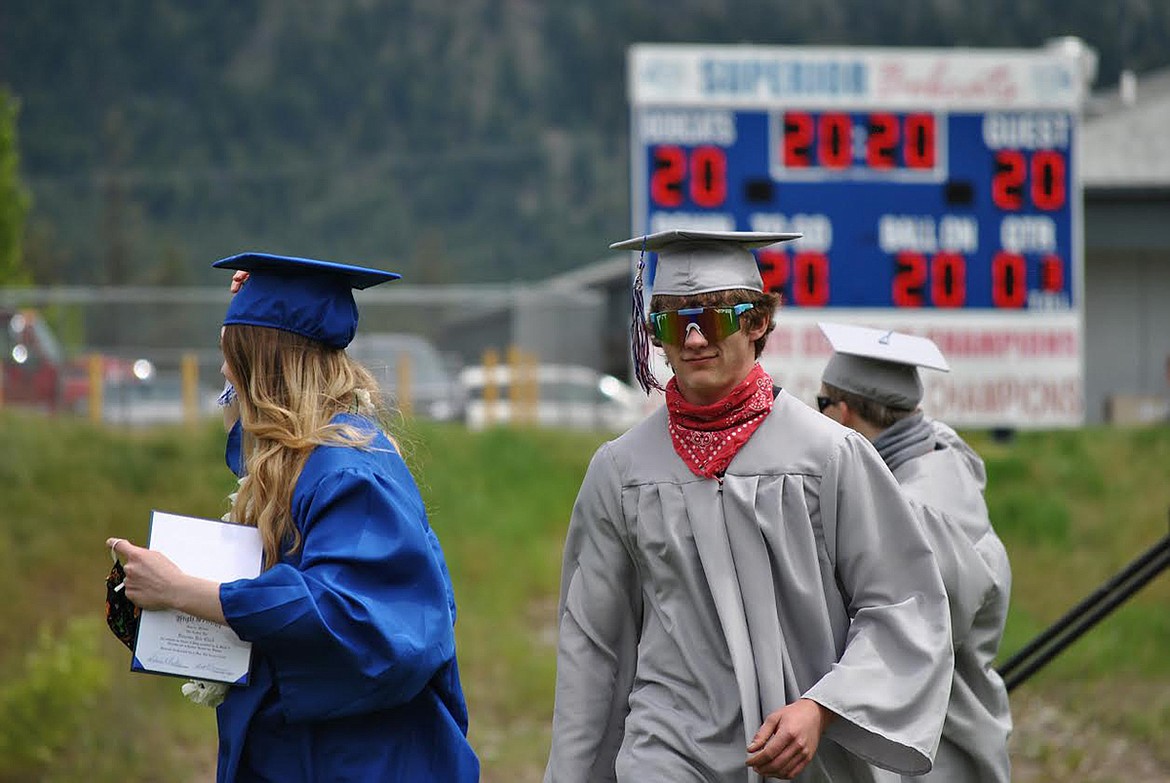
[131, 510, 264, 685]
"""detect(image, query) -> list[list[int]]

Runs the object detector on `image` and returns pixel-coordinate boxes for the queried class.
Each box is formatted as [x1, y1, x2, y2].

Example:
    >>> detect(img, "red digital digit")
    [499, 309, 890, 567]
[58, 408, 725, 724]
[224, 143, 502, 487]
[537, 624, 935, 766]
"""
[791, 252, 830, 306]
[892, 252, 927, 307]
[866, 113, 898, 169]
[783, 112, 814, 168]
[992, 252, 1027, 308]
[817, 113, 852, 169]
[757, 249, 790, 296]
[992, 150, 1026, 210]
[1031, 150, 1067, 211]
[689, 146, 728, 208]
[1040, 254, 1065, 292]
[930, 252, 967, 308]
[650, 145, 685, 207]
[903, 114, 936, 169]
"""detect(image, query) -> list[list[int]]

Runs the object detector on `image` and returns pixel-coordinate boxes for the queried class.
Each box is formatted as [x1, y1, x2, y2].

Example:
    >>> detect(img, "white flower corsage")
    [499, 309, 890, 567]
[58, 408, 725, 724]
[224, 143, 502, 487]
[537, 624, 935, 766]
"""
[181, 678, 229, 707]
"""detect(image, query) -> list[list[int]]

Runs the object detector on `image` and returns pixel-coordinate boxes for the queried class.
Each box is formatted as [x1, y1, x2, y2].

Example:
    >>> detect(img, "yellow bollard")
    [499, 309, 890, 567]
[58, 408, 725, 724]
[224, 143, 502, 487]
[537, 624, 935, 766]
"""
[483, 348, 499, 427]
[181, 353, 199, 427]
[514, 350, 537, 426]
[88, 354, 104, 424]
[507, 346, 527, 426]
[505, 344, 519, 423]
[396, 353, 413, 418]
[525, 351, 540, 425]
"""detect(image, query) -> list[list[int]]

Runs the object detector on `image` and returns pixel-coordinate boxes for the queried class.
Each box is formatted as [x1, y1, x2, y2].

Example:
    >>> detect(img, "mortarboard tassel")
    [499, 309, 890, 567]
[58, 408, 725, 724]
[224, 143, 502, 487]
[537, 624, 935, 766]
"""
[630, 237, 663, 394]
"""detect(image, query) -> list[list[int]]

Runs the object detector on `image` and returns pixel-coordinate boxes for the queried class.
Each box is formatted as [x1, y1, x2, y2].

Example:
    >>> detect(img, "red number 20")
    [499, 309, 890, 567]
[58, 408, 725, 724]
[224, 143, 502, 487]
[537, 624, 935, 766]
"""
[993, 149, 1067, 212]
[893, 252, 966, 307]
[650, 145, 728, 208]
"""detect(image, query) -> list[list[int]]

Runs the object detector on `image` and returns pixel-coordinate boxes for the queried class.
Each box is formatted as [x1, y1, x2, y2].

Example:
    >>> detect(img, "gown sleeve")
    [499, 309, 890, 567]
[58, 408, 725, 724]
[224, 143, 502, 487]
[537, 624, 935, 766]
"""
[544, 444, 642, 783]
[803, 432, 955, 775]
[907, 499, 997, 650]
[219, 457, 456, 723]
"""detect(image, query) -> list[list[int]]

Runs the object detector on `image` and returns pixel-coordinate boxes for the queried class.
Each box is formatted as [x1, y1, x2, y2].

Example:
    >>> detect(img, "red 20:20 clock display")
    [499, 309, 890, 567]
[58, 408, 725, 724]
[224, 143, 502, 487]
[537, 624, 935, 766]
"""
[780, 111, 938, 172]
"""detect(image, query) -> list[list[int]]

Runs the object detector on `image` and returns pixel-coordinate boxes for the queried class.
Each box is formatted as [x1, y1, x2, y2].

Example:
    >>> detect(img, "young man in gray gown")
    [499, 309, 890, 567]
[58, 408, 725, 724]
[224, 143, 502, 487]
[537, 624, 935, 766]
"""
[544, 230, 954, 783]
[815, 322, 1013, 783]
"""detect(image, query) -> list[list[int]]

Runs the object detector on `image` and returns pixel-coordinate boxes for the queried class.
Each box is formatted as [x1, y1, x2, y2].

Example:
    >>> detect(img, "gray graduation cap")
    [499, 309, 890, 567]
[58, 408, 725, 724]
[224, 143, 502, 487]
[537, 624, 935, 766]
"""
[819, 322, 950, 410]
[611, 229, 801, 393]
[609, 229, 800, 297]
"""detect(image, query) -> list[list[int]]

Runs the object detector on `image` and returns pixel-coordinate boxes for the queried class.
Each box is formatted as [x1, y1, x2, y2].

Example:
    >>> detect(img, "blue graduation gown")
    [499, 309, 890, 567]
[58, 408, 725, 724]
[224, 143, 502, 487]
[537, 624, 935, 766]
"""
[216, 414, 479, 782]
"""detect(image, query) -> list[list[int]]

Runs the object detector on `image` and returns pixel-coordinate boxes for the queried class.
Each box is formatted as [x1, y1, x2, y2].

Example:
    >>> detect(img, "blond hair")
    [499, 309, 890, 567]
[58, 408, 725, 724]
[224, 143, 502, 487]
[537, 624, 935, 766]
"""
[222, 324, 390, 567]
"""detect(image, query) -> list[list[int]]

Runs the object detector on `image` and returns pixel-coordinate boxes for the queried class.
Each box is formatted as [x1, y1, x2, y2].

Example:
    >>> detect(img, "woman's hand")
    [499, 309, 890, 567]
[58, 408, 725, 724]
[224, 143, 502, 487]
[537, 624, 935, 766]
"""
[230, 270, 249, 294]
[106, 538, 227, 624]
[108, 538, 184, 610]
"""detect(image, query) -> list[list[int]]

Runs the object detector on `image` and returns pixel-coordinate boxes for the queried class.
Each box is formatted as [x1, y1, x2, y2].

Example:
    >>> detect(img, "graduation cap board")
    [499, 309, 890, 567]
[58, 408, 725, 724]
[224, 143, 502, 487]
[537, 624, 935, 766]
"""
[818, 322, 950, 411]
[214, 252, 400, 349]
[610, 229, 801, 392]
[609, 229, 801, 297]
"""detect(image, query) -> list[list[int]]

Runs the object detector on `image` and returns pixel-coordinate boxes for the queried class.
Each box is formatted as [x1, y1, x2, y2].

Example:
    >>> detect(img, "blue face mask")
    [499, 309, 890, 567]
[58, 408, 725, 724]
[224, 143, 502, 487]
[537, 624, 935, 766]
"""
[218, 381, 246, 478]
[226, 417, 245, 478]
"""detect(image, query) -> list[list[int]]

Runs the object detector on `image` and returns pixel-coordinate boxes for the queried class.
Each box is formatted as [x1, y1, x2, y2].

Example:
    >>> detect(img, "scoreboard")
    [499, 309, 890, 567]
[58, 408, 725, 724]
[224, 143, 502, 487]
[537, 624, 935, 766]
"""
[627, 45, 1087, 427]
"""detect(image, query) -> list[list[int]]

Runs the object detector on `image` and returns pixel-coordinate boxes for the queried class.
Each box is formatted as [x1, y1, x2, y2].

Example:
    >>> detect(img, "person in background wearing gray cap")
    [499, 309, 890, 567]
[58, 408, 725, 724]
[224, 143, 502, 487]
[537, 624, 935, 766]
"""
[544, 230, 953, 783]
[816, 322, 1012, 783]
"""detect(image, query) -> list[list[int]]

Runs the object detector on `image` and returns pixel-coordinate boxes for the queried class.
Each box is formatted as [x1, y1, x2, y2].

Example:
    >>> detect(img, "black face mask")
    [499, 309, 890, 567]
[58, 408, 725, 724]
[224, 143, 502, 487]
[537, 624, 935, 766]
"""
[104, 556, 140, 651]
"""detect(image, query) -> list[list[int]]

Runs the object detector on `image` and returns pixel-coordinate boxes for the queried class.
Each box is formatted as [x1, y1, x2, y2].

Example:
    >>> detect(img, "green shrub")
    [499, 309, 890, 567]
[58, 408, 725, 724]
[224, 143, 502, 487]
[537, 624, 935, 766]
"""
[0, 618, 111, 778]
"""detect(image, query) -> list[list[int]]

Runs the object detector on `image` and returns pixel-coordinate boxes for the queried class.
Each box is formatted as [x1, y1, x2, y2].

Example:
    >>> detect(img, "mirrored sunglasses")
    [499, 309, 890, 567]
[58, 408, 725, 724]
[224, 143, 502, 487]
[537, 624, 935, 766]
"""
[648, 303, 755, 346]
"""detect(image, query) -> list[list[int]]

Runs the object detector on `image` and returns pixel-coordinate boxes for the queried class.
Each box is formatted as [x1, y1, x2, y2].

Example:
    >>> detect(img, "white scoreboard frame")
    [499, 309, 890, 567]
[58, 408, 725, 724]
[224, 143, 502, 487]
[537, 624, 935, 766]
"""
[627, 43, 1088, 428]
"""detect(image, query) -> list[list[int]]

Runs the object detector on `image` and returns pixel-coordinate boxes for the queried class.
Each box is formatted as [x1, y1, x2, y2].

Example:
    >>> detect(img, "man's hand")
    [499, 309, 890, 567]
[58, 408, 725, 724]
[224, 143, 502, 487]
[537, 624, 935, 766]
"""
[746, 698, 835, 779]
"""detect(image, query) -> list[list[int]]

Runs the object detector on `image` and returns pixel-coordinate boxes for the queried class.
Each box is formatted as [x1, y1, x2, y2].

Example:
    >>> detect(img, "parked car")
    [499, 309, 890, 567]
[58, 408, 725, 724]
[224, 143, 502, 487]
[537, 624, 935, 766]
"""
[2, 307, 155, 414]
[100, 374, 222, 427]
[460, 363, 654, 431]
[347, 332, 465, 421]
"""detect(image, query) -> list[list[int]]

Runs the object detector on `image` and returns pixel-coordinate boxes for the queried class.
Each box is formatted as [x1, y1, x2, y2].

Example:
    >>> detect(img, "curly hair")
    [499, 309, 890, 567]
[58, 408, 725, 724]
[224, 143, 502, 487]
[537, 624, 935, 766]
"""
[221, 324, 390, 567]
[648, 288, 781, 358]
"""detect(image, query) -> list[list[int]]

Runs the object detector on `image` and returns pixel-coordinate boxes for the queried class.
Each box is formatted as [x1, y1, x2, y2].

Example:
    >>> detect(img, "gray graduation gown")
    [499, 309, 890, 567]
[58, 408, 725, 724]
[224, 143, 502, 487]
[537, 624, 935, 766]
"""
[888, 420, 1013, 783]
[544, 391, 953, 783]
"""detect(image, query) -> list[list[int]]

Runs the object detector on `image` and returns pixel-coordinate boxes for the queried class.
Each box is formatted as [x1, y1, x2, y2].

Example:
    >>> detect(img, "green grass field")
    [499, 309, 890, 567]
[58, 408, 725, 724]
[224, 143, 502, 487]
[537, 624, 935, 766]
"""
[0, 411, 1167, 781]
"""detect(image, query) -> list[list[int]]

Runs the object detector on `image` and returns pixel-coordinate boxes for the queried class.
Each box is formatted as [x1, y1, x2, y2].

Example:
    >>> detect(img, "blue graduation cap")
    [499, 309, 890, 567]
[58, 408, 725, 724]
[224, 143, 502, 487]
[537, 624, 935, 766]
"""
[213, 252, 400, 348]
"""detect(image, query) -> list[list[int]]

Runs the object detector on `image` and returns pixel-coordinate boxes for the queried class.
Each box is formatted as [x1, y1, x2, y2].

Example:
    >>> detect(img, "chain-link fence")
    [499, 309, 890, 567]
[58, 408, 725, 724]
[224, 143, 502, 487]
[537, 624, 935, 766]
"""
[0, 283, 617, 427]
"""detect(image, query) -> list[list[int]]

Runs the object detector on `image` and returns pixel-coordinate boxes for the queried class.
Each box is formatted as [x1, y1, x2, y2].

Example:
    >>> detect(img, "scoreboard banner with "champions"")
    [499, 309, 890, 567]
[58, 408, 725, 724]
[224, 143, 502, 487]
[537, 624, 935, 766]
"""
[626, 44, 1086, 428]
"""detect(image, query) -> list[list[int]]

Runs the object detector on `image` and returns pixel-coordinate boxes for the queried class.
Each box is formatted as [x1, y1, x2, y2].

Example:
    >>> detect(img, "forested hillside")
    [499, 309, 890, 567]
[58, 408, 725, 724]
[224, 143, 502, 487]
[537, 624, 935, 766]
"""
[2, 0, 1168, 285]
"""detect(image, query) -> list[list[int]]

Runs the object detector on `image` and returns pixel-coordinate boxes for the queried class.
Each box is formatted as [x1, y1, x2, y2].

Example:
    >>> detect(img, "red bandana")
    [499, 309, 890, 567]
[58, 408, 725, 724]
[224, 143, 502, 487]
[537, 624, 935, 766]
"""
[666, 363, 775, 479]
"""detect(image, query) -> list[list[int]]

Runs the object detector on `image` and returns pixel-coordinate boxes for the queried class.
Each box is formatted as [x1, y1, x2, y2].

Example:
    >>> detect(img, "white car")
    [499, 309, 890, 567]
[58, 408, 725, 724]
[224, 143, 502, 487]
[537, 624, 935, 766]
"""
[100, 375, 222, 427]
[460, 363, 656, 432]
[348, 333, 466, 421]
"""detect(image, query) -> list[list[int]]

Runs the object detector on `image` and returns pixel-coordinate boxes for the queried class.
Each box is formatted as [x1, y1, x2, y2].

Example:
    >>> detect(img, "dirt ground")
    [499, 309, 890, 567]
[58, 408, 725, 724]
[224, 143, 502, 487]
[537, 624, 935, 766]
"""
[1010, 689, 1170, 783]
[186, 685, 1170, 783]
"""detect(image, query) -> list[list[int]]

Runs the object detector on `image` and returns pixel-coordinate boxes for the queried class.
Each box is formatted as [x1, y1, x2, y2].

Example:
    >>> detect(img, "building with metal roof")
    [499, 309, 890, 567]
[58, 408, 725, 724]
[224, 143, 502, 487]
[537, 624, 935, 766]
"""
[1082, 66, 1170, 423]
